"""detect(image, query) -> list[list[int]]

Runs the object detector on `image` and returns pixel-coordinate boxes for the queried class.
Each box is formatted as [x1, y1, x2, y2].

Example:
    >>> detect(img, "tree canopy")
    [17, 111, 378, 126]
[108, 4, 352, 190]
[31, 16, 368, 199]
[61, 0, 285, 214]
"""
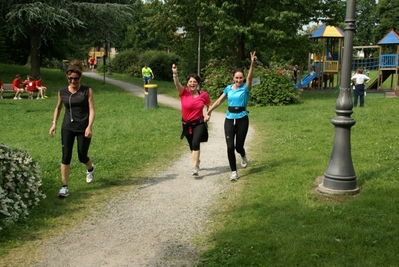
[2, 0, 398, 80]
[1, 0, 134, 76]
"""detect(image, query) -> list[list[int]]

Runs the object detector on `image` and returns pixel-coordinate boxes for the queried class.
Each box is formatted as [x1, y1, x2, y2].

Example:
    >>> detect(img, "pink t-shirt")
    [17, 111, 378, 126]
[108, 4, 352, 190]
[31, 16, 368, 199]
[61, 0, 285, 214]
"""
[180, 87, 210, 121]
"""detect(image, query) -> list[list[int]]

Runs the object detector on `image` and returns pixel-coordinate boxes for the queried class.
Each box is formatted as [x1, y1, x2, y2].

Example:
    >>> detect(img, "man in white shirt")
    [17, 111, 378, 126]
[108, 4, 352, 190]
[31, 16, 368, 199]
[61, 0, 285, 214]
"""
[351, 68, 370, 107]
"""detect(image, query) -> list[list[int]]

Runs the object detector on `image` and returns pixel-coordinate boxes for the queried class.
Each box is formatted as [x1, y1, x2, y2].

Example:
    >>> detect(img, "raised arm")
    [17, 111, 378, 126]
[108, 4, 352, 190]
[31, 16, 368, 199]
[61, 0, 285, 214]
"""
[172, 64, 185, 95]
[246, 51, 256, 90]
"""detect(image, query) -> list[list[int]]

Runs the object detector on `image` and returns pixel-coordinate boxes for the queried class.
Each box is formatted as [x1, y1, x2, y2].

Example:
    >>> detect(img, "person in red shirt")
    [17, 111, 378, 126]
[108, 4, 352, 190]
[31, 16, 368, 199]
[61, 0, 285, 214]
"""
[0, 81, 3, 99]
[12, 74, 24, 100]
[26, 76, 37, 99]
[36, 76, 47, 99]
[89, 56, 95, 72]
[171, 64, 210, 176]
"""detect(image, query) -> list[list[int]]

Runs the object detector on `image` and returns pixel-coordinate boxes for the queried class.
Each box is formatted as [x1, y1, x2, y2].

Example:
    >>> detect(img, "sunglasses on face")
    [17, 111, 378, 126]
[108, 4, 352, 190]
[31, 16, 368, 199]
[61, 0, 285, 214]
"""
[67, 76, 80, 81]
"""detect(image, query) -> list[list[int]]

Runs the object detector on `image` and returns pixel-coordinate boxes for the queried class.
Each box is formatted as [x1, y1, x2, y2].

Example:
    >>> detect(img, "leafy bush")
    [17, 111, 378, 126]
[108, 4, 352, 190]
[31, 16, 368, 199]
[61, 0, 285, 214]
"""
[250, 66, 299, 106]
[202, 58, 299, 106]
[0, 144, 46, 230]
[115, 50, 178, 81]
[138, 51, 178, 81]
[111, 49, 140, 73]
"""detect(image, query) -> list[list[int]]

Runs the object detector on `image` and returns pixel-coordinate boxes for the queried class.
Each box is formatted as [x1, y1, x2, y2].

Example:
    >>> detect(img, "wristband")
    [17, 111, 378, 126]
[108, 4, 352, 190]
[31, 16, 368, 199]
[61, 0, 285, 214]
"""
[52, 120, 57, 124]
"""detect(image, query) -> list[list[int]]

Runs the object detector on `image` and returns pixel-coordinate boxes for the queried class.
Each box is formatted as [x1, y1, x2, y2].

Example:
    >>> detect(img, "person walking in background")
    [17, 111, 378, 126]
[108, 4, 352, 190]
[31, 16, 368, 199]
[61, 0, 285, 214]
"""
[89, 55, 95, 72]
[12, 74, 24, 100]
[205, 51, 256, 181]
[351, 67, 370, 107]
[49, 60, 96, 198]
[0, 81, 3, 99]
[142, 63, 154, 88]
[292, 64, 298, 84]
[172, 64, 210, 176]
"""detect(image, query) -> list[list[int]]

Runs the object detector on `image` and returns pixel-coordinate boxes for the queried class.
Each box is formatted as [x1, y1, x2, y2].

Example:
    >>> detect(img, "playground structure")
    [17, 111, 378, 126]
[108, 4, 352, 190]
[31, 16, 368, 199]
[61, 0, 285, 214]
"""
[367, 29, 399, 90]
[300, 23, 344, 90]
[298, 25, 399, 91]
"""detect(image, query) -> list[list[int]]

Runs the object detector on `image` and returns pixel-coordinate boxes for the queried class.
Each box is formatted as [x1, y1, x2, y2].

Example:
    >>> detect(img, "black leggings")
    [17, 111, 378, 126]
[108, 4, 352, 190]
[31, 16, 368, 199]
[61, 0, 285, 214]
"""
[61, 128, 91, 165]
[224, 116, 249, 172]
[185, 123, 207, 151]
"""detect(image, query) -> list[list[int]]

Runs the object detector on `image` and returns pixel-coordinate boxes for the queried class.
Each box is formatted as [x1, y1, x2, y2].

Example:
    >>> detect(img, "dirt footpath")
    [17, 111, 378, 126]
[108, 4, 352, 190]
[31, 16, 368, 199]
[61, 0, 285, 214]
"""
[30, 73, 253, 267]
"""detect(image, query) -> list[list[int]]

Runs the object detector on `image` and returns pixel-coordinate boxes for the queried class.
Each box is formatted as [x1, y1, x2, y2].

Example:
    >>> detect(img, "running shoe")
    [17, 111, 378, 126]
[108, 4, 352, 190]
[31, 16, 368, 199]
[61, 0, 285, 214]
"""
[230, 171, 238, 181]
[192, 166, 199, 176]
[86, 164, 95, 183]
[58, 187, 69, 198]
[241, 155, 248, 168]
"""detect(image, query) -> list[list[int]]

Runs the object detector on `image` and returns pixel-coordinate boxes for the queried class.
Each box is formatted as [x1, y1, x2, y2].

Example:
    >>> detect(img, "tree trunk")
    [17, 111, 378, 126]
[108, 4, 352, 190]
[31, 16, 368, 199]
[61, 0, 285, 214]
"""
[29, 27, 41, 77]
[236, 33, 245, 62]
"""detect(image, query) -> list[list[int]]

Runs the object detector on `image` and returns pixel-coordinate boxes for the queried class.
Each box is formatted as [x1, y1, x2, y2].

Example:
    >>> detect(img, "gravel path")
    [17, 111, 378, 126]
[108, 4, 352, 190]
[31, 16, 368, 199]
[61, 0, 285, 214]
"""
[30, 73, 254, 267]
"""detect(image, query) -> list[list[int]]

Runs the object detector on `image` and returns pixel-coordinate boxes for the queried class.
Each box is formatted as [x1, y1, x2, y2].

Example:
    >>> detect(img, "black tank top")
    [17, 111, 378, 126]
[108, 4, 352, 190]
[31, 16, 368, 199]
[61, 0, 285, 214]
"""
[60, 85, 90, 132]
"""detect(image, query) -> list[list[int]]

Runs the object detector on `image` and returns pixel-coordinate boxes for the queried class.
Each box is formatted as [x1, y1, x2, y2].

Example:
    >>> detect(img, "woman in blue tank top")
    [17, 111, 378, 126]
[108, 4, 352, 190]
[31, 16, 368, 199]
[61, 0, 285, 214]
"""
[205, 51, 256, 181]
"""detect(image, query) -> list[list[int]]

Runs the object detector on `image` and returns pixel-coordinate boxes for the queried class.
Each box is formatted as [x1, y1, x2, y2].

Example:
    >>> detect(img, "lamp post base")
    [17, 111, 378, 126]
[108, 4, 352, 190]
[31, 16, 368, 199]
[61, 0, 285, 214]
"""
[317, 176, 359, 195]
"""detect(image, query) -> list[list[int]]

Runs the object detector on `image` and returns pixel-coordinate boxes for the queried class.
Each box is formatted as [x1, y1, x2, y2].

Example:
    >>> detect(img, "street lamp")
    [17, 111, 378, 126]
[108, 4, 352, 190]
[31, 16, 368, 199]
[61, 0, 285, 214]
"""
[318, 0, 359, 194]
[107, 40, 112, 75]
[197, 20, 203, 76]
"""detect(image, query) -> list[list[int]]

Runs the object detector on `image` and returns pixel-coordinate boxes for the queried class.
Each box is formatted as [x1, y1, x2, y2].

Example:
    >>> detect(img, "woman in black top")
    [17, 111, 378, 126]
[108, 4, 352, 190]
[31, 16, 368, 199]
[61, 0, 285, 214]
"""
[49, 60, 96, 198]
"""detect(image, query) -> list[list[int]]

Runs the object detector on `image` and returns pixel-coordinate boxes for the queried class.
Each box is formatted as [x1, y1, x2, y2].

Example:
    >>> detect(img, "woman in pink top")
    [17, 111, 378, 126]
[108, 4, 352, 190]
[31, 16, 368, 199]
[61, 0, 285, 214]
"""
[172, 64, 211, 176]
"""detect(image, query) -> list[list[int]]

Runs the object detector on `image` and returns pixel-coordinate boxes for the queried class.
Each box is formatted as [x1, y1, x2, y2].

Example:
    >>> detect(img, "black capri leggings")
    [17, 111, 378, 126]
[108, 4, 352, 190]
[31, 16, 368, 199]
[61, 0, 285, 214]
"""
[185, 123, 207, 151]
[224, 116, 249, 172]
[61, 128, 91, 165]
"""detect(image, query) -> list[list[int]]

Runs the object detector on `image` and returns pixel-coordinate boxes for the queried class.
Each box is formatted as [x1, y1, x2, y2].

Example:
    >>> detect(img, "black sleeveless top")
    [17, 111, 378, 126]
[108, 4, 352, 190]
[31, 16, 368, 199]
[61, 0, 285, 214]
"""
[60, 85, 90, 132]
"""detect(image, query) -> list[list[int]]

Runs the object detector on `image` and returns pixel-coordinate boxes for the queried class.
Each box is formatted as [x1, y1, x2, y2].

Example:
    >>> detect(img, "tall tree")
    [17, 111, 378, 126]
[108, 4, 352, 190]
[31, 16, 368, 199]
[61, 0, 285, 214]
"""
[373, 0, 399, 43]
[354, 0, 378, 46]
[156, 0, 345, 65]
[1, 0, 133, 76]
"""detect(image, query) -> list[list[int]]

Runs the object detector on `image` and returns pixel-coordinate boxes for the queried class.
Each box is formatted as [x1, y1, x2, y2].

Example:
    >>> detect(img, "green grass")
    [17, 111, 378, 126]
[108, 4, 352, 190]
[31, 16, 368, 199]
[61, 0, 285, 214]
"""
[0, 64, 186, 266]
[2, 65, 399, 266]
[198, 90, 399, 266]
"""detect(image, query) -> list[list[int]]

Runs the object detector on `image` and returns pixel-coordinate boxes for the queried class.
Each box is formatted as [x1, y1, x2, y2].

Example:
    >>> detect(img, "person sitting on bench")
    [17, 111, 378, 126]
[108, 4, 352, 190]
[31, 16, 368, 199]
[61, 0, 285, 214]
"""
[12, 74, 24, 100]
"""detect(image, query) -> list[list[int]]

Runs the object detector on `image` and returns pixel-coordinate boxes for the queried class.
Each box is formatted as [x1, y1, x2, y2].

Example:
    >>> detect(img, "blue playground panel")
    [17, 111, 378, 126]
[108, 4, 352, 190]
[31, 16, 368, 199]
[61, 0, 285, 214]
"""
[296, 73, 317, 88]
[379, 54, 398, 68]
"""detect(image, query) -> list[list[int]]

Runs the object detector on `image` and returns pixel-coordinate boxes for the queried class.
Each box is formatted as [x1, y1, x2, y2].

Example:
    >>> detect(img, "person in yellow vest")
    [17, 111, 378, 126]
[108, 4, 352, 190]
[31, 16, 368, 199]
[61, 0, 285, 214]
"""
[142, 63, 154, 88]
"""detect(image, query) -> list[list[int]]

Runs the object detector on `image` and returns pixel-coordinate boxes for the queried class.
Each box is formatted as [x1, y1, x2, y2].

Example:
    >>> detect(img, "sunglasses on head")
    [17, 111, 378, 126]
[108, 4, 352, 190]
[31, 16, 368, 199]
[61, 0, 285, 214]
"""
[67, 76, 80, 81]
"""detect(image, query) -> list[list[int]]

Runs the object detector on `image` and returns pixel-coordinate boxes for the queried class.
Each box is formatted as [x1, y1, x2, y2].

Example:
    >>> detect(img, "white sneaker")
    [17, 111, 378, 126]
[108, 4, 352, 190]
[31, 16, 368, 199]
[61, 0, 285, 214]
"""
[192, 166, 199, 176]
[230, 171, 238, 181]
[58, 187, 69, 198]
[241, 155, 248, 168]
[18, 96, 22, 100]
[86, 164, 95, 183]
[13, 97, 18, 100]
[0, 96, 3, 99]
[37, 97, 41, 100]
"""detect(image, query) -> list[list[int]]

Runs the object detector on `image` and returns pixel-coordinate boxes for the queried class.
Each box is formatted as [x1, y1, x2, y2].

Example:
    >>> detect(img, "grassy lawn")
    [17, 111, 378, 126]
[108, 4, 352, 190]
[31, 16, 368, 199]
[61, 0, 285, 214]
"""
[1, 64, 399, 266]
[198, 90, 399, 266]
[0, 64, 186, 266]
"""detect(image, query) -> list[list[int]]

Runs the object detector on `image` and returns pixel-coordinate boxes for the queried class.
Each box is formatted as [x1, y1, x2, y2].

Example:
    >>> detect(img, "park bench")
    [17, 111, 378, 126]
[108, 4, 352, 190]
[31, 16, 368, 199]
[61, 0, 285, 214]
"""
[3, 84, 14, 94]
